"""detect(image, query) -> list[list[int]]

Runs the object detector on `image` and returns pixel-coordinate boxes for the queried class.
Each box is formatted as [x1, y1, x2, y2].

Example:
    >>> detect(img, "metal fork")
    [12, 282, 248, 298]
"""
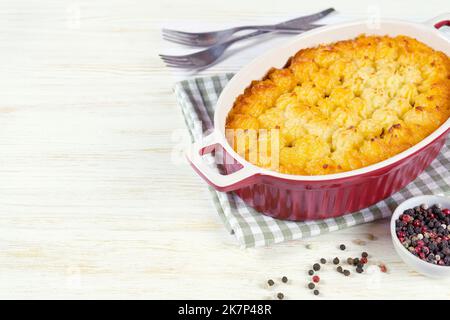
[160, 9, 333, 69]
[162, 7, 334, 47]
[160, 27, 318, 69]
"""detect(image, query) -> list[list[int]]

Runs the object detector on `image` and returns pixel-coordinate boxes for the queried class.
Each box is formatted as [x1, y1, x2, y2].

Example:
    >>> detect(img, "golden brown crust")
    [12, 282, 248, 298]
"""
[225, 35, 450, 175]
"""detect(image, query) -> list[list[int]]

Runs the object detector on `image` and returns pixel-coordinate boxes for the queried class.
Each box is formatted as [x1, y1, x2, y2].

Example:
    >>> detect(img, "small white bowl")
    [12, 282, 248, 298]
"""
[391, 195, 450, 278]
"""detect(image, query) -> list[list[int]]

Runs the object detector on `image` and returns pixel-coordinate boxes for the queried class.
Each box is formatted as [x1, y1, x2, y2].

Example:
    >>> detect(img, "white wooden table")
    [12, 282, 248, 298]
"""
[1, 0, 450, 299]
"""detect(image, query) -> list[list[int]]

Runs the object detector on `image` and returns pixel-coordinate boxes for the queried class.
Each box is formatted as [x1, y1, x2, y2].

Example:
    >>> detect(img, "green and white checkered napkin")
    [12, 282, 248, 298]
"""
[174, 73, 450, 248]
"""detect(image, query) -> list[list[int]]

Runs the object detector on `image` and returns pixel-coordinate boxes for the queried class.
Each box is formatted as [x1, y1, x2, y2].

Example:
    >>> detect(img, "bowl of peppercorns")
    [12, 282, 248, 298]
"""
[391, 195, 450, 278]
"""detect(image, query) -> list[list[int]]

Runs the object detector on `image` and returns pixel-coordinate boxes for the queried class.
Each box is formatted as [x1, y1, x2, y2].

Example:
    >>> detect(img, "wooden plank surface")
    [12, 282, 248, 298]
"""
[0, 0, 450, 299]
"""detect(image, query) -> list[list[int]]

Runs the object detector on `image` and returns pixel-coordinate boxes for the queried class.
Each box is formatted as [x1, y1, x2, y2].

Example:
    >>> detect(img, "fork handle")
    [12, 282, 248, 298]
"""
[279, 7, 335, 26]
[221, 30, 269, 47]
[230, 7, 333, 34]
[220, 8, 333, 47]
[221, 26, 312, 48]
[234, 24, 321, 33]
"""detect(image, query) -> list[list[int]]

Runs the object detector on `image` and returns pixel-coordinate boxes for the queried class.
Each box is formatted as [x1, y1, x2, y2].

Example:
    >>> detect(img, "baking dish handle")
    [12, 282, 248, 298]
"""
[424, 13, 450, 29]
[186, 132, 259, 192]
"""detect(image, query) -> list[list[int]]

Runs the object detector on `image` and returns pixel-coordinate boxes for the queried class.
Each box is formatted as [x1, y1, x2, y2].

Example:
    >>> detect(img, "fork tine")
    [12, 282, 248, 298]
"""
[159, 54, 191, 62]
[162, 60, 195, 68]
[164, 63, 196, 69]
[161, 58, 193, 66]
[162, 34, 199, 46]
[160, 56, 195, 67]
[163, 59, 197, 68]
[162, 28, 200, 40]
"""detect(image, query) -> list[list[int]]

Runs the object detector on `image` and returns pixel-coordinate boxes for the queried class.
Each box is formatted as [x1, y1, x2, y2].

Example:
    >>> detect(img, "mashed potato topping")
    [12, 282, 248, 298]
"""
[225, 35, 450, 175]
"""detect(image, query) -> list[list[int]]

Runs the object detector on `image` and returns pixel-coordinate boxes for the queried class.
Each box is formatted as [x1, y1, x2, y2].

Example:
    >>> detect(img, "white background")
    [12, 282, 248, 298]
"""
[1, 0, 450, 299]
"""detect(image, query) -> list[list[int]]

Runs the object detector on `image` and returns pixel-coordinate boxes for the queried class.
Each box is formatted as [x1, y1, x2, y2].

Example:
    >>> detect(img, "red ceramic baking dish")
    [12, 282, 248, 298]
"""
[186, 14, 450, 221]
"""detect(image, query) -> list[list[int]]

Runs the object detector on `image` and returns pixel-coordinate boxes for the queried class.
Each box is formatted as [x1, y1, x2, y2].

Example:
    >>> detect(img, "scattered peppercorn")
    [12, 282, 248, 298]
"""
[267, 279, 274, 286]
[301, 242, 377, 297]
[277, 292, 284, 300]
[281, 276, 288, 283]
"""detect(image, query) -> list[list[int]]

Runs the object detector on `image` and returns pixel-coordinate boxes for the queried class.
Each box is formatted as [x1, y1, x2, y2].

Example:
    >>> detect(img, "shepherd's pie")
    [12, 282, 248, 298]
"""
[225, 35, 450, 175]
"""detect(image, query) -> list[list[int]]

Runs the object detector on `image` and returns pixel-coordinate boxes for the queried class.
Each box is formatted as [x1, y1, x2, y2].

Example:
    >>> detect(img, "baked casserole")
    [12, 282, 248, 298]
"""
[225, 35, 450, 175]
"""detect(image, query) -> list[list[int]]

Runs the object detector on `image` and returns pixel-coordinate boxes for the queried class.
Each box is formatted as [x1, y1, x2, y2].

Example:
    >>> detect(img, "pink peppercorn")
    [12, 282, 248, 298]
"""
[413, 220, 421, 227]
[401, 215, 412, 223]
[312, 275, 320, 283]
[360, 257, 368, 264]
[419, 252, 425, 259]
[416, 240, 425, 247]
[443, 209, 450, 215]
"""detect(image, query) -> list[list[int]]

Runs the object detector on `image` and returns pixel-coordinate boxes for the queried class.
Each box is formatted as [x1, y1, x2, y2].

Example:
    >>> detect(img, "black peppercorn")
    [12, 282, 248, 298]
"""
[267, 279, 274, 286]
[343, 269, 350, 276]
[361, 252, 368, 258]
[320, 258, 326, 264]
[308, 282, 315, 290]
[444, 257, 450, 265]
[333, 257, 339, 265]
[336, 266, 343, 273]
[339, 244, 346, 250]
[313, 289, 319, 296]
[277, 292, 284, 300]
[308, 270, 314, 276]
[281, 276, 288, 283]
[313, 263, 321, 271]
[347, 257, 353, 265]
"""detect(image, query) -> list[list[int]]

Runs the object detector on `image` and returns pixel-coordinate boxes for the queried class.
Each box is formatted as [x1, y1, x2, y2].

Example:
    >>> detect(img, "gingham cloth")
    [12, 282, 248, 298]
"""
[174, 73, 450, 248]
